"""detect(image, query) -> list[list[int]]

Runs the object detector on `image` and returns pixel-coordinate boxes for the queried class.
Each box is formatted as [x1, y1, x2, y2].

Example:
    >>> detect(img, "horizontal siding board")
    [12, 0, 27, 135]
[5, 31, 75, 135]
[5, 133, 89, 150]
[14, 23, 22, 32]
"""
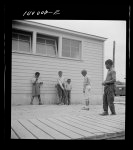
[12, 65, 103, 75]
[12, 52, 103, 66]
[12, 71, 103, 78]
[12, 61, 103, 73]
[12, 70, 103, 79]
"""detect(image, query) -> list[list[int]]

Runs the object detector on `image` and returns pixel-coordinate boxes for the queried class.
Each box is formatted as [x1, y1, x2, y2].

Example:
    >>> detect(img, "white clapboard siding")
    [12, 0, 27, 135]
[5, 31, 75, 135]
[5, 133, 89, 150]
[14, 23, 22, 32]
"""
[12, 21, 105, 104]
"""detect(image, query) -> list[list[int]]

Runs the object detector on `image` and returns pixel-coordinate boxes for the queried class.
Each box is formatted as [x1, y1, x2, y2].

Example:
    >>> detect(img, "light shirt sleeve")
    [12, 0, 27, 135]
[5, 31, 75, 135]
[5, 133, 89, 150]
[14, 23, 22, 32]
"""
[57, 77, 64, 89]
[31, 77, 36, 84]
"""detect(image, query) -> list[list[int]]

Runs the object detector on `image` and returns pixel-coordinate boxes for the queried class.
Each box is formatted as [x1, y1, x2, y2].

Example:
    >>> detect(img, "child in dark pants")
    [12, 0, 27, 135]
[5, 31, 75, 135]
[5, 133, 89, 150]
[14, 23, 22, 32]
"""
[65, 79, 72, 105]
[30, 72, 43, 105]
[100, 59, 116, 115]
[56, 71, 65, 105]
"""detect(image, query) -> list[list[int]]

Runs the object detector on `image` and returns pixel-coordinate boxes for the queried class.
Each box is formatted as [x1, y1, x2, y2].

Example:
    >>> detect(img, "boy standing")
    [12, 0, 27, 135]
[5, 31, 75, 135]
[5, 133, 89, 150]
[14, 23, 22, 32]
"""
[56, 71, 65, 105]
[65, 79, 72, 105]
[100, 59, 116, 115]
[81, 70, 91, 110]
[30, 72, 43, 105]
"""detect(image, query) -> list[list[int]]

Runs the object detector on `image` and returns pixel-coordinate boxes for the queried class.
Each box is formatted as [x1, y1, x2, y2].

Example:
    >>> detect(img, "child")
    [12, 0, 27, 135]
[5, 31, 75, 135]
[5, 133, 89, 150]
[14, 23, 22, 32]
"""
[56, 71, 65, 105]
[30, 72, 43, 105]
[81, 70, 91, 110]
[100, 59, 116, 115]
[65, 79, 72, 105]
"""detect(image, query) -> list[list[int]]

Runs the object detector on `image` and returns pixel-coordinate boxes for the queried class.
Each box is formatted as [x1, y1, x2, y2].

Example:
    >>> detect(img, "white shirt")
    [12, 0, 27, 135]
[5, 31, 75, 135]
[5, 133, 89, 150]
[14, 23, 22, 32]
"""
[57, 76, 65, 89]
[65, 82, 72, 91]
[83, 75, 91, 91]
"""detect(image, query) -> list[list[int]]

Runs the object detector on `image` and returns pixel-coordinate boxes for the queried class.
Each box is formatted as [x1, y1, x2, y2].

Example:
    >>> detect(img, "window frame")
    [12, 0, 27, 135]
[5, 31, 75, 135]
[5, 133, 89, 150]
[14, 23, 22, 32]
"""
[36, 34, 58, 57]
[62, 37, 82, 60]
[12, 30, 32, 53]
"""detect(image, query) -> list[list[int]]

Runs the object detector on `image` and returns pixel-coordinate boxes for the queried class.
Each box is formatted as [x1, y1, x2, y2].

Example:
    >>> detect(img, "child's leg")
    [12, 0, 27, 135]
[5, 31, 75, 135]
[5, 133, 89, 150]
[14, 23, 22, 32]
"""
[64, 90, 68, 105]
[68, 91, 69, 105]
[38, 95, 42, 105]
[83, 88, 89, 110]
[66, 91, 69, 105]
[30, 96, 34, 104]
[68, 91, 71, 105]
[107, 85, 116, 114]
[57, 84, 61, 104]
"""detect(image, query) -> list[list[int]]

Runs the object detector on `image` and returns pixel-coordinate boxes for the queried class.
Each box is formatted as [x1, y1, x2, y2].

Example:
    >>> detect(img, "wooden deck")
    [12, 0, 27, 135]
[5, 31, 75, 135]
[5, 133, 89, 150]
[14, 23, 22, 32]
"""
[11, 104, 125, 140]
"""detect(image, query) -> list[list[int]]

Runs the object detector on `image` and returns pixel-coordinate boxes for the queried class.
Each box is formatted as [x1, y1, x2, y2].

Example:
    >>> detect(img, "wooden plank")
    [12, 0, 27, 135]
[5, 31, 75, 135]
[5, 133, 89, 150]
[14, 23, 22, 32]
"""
[78, 115, 125, 130]
[11, 120, 36, 139]
[79, 112, 125, 123]
[76, 116, 124, 132]
[56, 116, 117, 133]
[29, 118, 70, 139]
[70, 115, 125, 131]
[11, 129, 19, 139]
[61, 116, 105, 136]
[56, 118, 122, 139]
[82, 114, 125, 129]
[64, 115, 123, 132]
[86, 114, 125, 124]
[38, 118, 84, 139]
[48, 117, 95, 138]
[18, 119, 53, 139]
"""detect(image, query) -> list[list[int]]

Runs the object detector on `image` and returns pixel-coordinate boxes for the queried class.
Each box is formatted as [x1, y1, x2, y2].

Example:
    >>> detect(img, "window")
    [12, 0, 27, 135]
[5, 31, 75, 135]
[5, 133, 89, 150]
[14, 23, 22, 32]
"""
[62, 38, 81, 59]
[12, 30, 31, 52]
[36, 34, 57, 57]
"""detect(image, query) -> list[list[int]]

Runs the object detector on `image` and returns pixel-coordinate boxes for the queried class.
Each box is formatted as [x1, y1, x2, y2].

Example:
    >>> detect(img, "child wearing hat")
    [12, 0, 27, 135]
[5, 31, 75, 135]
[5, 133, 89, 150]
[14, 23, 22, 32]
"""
[30, 72, 43, 105]
[81, 69, 91, 110]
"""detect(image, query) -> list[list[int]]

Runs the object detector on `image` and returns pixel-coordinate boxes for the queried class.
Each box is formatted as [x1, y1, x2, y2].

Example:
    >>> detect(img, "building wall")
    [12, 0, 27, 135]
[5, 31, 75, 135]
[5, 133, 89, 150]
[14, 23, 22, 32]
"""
[12, 21, 104, 105]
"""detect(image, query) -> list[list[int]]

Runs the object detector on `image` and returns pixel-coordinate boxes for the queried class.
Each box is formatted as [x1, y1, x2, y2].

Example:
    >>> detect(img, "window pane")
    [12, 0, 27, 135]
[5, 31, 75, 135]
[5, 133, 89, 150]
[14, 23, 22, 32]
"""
[62, 38, 71, 57]
[19, 34, 30, 41]
[12, 40, 18, 50]
[71, 47, 80, 58]
[62, 46, 70, 57]
[46, 39, 55, 45]
[46, 45, 56, 56]
[36, 43, 46, 54]
[62, 38, 70, 46]
[19, 41, 30, 52]
[37, 37, 45, 43]
[71, 40, 79, 47]
[12, 33, 18, 40]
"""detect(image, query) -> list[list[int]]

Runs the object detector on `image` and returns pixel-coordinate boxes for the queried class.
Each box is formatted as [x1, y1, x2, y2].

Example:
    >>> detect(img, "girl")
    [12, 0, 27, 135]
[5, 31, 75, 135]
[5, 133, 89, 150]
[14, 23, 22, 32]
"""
[30, 72, 43, 105]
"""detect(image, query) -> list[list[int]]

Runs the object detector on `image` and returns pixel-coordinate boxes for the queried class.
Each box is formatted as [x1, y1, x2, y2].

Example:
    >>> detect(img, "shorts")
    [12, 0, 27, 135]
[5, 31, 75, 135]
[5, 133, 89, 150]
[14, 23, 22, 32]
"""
[84, 85, 91, 100]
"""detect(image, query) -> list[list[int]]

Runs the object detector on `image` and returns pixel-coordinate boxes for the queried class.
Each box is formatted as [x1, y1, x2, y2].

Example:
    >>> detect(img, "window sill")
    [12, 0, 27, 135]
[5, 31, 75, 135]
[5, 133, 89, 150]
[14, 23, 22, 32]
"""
[12, 50, 57, 58]
[60, 56, 82, 61]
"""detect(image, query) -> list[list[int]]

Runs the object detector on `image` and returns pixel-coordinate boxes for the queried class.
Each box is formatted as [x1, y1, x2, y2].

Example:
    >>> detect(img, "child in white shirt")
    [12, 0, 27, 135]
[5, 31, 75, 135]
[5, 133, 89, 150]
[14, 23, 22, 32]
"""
[56, 71, 65, 104]
[81, 70, 91, 110]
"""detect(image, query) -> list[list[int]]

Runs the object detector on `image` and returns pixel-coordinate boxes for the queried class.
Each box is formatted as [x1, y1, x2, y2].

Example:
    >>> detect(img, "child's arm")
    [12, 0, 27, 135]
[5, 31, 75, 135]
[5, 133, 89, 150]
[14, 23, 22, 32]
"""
[70, 84, 72, 90]
[86, 77, 91, 86]
[57, 79, 64, 89]
[103, 71, 116, 85]
[39, 78, 43, 85]
[31, 78, 37, 85]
